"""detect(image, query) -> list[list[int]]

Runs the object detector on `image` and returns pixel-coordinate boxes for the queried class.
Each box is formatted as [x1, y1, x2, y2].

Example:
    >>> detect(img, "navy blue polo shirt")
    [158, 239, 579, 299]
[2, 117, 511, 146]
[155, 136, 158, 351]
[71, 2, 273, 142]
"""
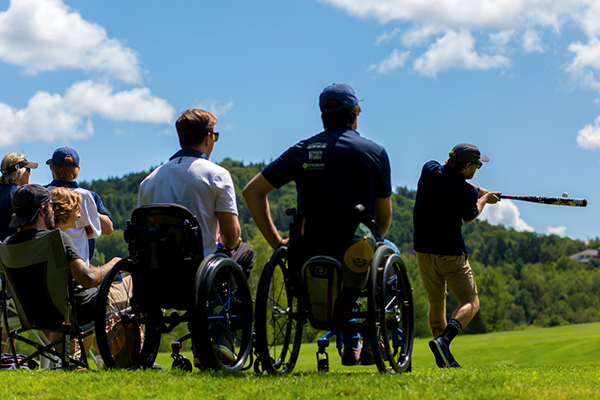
[413, 160, 479, 256]
[261, 126, 392, 221]
[0, 183, 18, 241]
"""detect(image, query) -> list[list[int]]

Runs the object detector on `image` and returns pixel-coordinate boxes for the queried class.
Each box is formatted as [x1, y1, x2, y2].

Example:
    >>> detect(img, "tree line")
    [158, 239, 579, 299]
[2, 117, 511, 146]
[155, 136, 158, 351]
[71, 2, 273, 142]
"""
[82, 158, 600, 340]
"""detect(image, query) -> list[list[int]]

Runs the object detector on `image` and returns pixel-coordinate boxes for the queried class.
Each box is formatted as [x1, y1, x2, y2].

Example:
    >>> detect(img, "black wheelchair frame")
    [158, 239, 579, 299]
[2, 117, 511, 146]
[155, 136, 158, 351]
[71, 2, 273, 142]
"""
[93, 203, 253, 371]
[253, 207, 415, 374]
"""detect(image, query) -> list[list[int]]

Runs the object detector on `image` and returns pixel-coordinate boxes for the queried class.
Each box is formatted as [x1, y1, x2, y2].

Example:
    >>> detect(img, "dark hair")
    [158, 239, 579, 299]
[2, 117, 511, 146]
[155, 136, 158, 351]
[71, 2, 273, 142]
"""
[445, 151, 469, 171]
[321, 102, 361, 130]
[175, 109, 218, 148]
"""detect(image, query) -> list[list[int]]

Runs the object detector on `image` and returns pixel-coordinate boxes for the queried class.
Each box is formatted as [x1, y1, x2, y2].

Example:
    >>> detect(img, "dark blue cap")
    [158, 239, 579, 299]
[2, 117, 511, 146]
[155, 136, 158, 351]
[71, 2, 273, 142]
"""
[319, 83, 361, 113]
[46, 146, 80, 167]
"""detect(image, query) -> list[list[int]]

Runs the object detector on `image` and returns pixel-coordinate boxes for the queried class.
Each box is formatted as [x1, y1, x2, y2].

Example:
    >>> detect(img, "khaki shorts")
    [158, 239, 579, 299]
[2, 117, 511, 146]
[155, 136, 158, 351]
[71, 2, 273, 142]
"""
[415, 252, 478, 304]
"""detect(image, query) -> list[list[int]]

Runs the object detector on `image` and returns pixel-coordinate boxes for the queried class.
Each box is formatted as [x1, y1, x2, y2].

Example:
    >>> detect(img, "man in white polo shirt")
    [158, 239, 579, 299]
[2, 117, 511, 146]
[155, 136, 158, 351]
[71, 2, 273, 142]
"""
[137, 109, 252, 273]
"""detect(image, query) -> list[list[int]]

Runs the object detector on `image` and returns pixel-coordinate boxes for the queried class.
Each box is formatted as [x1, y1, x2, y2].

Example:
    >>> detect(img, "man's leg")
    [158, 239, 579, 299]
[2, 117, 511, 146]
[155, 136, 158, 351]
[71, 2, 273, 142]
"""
[428, 299, 447, 337]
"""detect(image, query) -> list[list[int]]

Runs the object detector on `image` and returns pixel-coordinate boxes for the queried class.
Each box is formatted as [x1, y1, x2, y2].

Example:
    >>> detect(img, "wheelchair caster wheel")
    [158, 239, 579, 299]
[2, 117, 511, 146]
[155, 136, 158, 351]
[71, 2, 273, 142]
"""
[317, 358, 329, 372]
[172, 357, 193, 372]
[253, 357, 263, 374]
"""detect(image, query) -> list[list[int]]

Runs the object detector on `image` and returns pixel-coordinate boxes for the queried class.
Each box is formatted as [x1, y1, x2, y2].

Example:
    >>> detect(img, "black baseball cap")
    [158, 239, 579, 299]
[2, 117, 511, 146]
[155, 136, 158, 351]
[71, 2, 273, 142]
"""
[451, 143, 489, 163]
[9, 184, 53, 229]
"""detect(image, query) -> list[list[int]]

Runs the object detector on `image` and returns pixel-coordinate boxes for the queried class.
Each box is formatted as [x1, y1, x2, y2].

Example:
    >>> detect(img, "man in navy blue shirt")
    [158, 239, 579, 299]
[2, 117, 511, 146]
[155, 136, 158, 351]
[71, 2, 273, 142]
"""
[413, 143, 501, 368]
[243, 83, 395, 366]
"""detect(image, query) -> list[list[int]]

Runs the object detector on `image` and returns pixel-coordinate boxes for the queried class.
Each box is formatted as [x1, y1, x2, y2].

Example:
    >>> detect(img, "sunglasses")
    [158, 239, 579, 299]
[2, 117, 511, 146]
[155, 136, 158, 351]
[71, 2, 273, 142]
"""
[212, 132, 220, 142]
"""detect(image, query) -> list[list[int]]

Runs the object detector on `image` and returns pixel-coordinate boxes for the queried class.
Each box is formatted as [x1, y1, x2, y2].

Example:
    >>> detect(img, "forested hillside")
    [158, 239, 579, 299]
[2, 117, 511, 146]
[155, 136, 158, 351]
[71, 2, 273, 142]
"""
[81, 159, 600, 339]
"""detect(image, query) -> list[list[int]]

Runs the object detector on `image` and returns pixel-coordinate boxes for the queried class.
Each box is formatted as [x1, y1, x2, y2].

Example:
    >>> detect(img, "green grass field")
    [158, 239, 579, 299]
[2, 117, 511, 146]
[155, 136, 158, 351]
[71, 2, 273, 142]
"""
[2, 323, 599, 399]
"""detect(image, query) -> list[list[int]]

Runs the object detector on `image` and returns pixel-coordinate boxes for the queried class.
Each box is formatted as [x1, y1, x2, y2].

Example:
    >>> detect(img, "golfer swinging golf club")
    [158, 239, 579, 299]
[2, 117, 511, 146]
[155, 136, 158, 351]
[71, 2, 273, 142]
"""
[413, 143, 501, 368]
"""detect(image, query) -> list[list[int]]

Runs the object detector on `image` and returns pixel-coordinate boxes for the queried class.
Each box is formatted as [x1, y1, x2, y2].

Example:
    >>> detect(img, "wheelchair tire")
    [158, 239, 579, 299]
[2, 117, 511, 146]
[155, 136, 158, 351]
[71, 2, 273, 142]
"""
[94, 259, 161, 370]
[254, 247, 303, 374]
[191, 254, 253, 371]
[368, 246, 415, 374]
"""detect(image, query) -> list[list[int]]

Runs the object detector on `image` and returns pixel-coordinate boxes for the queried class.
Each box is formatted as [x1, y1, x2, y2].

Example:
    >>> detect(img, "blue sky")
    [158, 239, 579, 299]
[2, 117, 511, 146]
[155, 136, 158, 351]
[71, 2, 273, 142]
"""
[1, 0, 599, 241]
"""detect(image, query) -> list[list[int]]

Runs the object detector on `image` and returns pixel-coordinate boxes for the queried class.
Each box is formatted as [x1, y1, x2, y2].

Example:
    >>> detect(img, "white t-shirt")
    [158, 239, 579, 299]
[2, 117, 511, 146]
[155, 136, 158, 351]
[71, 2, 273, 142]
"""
[46, 186, 102, 266]
[137, 155, 238, 257]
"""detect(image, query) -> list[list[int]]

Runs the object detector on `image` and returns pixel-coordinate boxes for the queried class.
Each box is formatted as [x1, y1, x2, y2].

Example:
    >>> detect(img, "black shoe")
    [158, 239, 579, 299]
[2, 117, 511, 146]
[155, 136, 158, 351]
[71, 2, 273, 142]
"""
[341, 342, 361, 366]
[429, 335, 461, 368]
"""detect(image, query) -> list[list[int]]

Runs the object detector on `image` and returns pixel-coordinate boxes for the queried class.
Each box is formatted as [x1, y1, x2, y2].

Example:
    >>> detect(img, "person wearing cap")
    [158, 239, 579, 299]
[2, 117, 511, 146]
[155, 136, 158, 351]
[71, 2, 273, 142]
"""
[413, 143, 501, 368]
[0, 153, 39, 242]
[45, 147, 110, 266]
[243, 83, 395, 366]
[3, 184, 120, 325]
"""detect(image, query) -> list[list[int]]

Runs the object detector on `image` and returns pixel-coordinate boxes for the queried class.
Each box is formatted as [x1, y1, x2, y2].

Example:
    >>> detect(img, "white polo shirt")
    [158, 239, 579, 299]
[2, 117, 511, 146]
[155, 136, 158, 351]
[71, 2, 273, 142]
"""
[46, 185, 102, 266]
[137, 151, 238, 257]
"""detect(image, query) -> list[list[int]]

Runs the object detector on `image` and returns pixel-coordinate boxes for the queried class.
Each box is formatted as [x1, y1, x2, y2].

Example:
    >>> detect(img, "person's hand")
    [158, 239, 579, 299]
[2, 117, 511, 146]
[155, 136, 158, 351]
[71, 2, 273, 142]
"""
[279, 238, 290, 248]
[85, 225, 93, 238]
[478, 187, 489, 199]
[485, 191, 502, 204]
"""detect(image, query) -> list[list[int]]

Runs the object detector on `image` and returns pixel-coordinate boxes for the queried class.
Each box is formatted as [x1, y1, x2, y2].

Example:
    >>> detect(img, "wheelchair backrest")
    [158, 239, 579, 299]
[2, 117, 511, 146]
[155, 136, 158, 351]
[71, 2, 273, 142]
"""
[288, 205, 376, 330]
[0, 230, 73, 332]
[125, 203, 203, 310]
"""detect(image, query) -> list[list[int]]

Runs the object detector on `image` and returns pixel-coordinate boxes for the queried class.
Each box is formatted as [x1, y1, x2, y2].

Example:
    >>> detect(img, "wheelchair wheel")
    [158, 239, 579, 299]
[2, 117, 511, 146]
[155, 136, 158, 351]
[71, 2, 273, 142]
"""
[254, 247, 303, 374]
[94, 259, 161, 370]
[192, 254, 253, 371]
[368, 246, 414, 374]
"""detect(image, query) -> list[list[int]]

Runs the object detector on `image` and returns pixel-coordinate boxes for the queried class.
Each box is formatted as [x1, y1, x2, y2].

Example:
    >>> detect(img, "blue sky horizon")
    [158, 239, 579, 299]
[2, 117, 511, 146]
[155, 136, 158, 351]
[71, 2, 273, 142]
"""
[1, 0, 599, 242]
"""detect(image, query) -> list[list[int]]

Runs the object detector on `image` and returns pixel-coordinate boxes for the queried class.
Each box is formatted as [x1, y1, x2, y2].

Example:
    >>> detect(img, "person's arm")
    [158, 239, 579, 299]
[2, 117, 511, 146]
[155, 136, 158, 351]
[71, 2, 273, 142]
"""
[468, 182, 489, 199]
[374, 196, 393, 237]
[464, 191, 502, 223]
[242, 173, 282, 250]
[79, 191, 102, 239]
[68, 257, 121, 288]
[99, 214, 113, 235]
[216, 212, 241, 249]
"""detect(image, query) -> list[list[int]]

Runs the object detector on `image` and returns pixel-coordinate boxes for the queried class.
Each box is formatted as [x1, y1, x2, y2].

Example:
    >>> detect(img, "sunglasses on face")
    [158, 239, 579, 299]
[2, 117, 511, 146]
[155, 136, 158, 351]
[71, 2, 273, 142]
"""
[212, 132, 219, 142]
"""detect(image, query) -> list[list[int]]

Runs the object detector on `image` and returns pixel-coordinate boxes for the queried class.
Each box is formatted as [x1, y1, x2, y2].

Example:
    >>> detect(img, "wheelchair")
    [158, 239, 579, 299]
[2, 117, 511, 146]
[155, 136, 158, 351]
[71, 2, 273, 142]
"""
[0, 230, 97, 370]
[253, 206, 414, 374]
[93, 203, 253, 371]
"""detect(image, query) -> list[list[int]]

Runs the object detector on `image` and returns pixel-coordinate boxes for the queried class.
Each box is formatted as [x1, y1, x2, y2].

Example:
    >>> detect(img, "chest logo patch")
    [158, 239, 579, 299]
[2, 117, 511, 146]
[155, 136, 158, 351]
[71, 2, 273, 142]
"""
[309, 151, 323, 160]
[303, 163, 325, 170]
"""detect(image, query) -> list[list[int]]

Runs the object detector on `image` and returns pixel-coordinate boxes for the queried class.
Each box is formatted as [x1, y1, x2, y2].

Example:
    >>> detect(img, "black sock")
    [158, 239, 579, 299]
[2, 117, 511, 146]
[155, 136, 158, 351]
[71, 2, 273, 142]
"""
[441, 319, 462, 346]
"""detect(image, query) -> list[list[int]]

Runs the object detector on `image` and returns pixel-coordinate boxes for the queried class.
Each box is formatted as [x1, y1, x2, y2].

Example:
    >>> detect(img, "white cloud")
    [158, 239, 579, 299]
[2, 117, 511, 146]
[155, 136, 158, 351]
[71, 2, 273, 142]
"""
[522, 29, 544, 52]
[576, 115, 600, 150]
[413, 30, 510, 78]
[375, 28, 402, 46]
[196, 101, 235, 118]
[479, 199, 534, 232]
[318, 0, 585, 30]
[0, 81, 176, 148]
[369, 49, 410, 74]
[547, 226, 567, 237]
[401, 26, 441, 47]
[65, 81, 175, 123]
[0, 0, 141, 83]
[566, 38, 600, 91]
[489, 30, 515, 51]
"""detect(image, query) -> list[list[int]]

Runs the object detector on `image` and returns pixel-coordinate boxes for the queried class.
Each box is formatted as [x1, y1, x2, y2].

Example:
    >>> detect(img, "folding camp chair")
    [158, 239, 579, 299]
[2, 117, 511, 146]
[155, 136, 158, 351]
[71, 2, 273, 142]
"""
[0, 230, 94, 370]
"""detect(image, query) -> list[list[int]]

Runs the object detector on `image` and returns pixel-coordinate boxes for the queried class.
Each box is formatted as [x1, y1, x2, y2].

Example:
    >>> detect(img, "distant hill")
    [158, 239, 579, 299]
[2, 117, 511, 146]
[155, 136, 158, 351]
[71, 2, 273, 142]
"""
[82, 158, 600, 338]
